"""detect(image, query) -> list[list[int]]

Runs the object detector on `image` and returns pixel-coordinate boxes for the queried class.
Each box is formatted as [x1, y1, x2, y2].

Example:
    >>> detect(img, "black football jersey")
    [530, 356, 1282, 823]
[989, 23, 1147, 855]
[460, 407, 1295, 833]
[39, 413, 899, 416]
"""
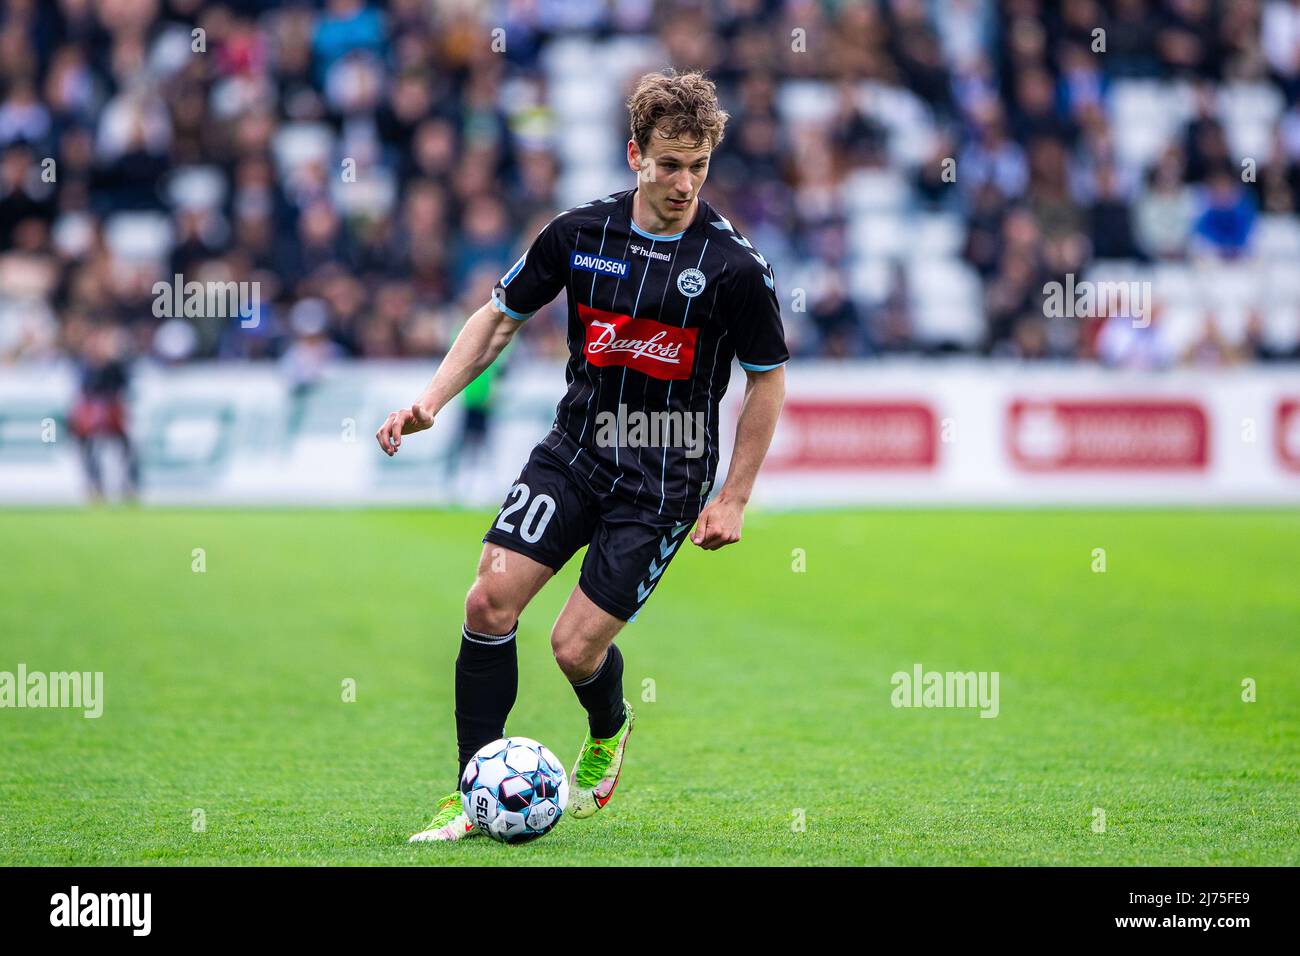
[492, 188, 788, 519]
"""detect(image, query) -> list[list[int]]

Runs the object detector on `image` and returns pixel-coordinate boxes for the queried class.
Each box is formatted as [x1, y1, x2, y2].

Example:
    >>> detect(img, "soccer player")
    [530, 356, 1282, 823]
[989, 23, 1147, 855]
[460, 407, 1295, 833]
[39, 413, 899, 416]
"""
[376, 69, 787, 842]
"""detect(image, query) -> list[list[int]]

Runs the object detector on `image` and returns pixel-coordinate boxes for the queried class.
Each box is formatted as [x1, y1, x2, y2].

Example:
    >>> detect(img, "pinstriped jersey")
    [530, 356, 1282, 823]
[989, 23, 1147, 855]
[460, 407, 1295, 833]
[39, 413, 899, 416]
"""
[492, 188, 788, 519]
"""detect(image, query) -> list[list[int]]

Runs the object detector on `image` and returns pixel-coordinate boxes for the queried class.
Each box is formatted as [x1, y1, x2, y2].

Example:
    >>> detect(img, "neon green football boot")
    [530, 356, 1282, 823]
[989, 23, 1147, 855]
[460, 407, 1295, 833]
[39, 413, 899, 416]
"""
[568, 700, 635, 820]
[408, 791, 482, 843]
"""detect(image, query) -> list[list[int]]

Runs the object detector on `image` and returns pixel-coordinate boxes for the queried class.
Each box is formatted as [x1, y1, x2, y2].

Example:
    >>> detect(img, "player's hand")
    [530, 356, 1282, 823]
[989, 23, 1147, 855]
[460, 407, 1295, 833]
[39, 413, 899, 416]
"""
[376, 402, 434, 456]
[690, 494, 744, 550]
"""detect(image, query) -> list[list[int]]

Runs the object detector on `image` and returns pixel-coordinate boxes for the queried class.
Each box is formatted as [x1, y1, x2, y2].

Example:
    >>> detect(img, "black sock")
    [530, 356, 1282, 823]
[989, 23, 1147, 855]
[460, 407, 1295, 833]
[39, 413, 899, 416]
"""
[570, 643, 625, 739]
[455, 622, 518, 786]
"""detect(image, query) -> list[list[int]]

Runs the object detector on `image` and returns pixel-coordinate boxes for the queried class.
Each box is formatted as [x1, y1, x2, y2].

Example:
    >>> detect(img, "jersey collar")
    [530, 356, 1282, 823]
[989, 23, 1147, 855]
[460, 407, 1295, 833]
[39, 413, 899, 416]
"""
[624, 188, 708, 242]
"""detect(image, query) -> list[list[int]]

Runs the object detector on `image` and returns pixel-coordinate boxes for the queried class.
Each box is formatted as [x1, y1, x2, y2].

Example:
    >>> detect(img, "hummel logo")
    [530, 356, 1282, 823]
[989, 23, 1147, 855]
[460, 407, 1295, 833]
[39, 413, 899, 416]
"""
[630, 243, 671, 262]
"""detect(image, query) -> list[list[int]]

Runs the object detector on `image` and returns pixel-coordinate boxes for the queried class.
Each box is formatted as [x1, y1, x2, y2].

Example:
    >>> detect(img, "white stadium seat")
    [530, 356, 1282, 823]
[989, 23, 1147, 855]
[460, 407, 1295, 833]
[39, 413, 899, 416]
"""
[1261, 305, 1300, 352]
[103, 212, 173, 263]
[841, 168, 909, 214]
[1253, 215, 1300, 259]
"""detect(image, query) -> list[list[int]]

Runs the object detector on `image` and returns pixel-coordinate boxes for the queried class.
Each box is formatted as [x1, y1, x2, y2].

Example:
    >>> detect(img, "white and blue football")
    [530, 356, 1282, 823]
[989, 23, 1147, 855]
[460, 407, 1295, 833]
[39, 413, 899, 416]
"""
[460, 736, 569, 844]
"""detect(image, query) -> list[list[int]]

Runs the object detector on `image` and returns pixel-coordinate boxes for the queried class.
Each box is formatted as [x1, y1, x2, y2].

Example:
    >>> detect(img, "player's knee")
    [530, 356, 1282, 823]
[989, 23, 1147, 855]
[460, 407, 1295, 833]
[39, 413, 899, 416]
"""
[464, 581, 517, 636]
[549, 629, 591, 679]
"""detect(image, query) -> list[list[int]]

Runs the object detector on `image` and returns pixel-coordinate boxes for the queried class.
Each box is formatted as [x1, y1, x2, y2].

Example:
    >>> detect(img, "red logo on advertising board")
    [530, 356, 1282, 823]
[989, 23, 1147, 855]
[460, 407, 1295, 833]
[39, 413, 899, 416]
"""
[1277, 400, 1300, 472]
[578, 304, 697, 381]
[1007, 400, 1208, 470]
[765, 400, 937, 470]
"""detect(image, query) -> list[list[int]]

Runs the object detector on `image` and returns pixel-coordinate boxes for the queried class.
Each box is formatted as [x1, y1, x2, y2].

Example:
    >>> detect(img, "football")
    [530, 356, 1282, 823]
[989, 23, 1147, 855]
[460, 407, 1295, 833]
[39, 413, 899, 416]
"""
[459, 737, 569, 844]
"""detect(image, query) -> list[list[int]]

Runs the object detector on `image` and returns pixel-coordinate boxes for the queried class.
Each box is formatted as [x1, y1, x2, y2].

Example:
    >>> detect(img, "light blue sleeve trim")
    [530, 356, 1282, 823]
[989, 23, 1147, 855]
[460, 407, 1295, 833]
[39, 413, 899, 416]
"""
[500, 251, 527, 287]
[739, 359, 787, 372]
[492, 287, 534, 321]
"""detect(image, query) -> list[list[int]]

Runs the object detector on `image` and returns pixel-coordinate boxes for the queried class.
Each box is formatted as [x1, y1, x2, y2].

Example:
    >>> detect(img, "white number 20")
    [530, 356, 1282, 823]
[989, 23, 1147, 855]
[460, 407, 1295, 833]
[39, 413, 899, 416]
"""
[495, 482, 556, 544]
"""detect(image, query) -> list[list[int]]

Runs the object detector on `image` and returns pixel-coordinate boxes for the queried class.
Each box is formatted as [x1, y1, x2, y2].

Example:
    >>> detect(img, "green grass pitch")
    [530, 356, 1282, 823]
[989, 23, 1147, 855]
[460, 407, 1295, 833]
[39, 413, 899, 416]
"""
[0, 508, 1296, 866]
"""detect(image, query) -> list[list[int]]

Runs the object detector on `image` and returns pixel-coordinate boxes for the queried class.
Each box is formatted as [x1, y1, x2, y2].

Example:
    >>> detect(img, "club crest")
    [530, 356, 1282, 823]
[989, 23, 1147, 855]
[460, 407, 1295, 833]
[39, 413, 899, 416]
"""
[676, 268, 706, 298]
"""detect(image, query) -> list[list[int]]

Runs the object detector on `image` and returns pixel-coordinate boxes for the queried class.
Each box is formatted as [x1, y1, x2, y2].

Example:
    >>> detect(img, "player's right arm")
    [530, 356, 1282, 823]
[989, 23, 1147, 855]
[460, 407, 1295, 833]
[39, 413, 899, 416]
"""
[375, 298, 520, 456]
[376, 212, 570, 456]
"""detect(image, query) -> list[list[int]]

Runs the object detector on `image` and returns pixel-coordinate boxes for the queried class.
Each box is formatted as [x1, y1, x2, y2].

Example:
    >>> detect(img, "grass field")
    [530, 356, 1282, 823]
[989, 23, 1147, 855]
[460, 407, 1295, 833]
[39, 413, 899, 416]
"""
[0, 508, 1296, 866]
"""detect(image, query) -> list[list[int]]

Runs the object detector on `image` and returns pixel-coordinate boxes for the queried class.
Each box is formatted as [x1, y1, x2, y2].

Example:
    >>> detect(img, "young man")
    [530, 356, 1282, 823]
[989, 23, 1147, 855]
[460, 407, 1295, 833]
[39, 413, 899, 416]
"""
[376, 69, 787, 842]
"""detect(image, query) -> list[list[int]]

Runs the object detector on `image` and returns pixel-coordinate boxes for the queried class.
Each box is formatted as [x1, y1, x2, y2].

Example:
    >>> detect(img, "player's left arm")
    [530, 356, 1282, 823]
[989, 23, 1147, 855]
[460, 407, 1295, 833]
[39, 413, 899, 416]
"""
[691, 364, 785, 550]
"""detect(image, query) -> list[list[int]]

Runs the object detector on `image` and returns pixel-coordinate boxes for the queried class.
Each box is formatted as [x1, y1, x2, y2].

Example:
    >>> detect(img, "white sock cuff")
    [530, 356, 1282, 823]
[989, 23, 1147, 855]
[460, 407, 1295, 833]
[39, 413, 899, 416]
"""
[462, 622, 518, 645]
[570, 648, 611, 687]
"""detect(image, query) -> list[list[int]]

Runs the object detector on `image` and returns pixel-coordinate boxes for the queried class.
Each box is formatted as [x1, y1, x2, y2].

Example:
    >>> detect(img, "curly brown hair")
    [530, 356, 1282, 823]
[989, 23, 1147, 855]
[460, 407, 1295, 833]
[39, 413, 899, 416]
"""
[627, 69, 730, 152]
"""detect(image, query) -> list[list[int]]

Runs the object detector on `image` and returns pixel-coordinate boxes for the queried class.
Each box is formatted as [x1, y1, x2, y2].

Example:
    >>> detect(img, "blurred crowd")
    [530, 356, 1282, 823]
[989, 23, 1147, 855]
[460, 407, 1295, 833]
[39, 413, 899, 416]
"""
[1, 0, 1299, 374]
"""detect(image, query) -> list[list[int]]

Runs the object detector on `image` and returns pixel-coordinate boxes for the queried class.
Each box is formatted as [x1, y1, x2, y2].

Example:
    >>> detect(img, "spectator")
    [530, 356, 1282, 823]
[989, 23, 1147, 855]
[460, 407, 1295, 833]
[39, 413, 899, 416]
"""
[1191, 165, 1257, 258]
[1134, 148, 1197, 259]
[1089, 162, 1144, 259]
[0, 0, 1292, 371]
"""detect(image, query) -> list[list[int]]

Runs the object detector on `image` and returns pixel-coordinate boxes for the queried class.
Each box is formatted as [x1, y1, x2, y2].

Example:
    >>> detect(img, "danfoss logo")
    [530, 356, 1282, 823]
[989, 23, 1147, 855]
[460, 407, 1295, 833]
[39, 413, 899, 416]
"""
[578, 305, 697, 380]
[589, 324, 682, 362]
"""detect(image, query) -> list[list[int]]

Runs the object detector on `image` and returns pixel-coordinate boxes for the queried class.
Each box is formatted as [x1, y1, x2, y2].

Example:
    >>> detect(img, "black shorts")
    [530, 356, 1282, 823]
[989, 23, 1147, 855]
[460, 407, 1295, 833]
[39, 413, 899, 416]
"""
[482, 443, 694, 621]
